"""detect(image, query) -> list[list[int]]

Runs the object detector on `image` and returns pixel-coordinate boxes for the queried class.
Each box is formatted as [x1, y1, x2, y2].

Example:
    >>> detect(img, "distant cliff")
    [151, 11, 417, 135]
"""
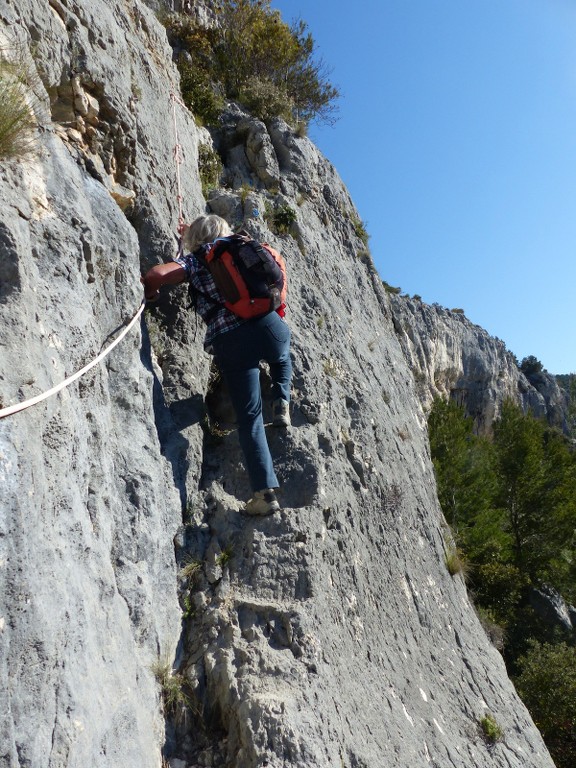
[389, 294, 569, 434]
[0, 2, 556, 767]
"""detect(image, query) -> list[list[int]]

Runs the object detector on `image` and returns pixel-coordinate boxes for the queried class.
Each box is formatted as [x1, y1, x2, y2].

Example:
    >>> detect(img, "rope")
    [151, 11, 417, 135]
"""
[0, 301, 146, 420]
[170, 91, 186, 232]
[1, 89, 190, 420]
[1, 89, 189, 420]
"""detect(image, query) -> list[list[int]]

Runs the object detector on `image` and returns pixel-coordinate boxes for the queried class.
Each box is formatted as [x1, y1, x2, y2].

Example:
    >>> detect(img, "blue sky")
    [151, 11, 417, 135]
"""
[270, 0, 576, 375]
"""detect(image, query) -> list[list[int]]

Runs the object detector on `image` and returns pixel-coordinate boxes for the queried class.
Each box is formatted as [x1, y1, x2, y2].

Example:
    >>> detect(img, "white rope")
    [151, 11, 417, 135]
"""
[0, 301, 146, 419]
[1, 88, 189, 420]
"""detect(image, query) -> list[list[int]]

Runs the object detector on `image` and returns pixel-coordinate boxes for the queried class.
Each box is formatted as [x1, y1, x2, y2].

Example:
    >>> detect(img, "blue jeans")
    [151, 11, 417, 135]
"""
[211, 312, 292, 492]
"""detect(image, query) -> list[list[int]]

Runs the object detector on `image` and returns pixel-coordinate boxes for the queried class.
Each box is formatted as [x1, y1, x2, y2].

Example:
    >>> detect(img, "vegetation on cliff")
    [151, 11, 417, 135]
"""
[0, 55, 36, 158]
[162, 0, 339, 127]
[429, 398, 576, 767]
[556, 372, 576, 437]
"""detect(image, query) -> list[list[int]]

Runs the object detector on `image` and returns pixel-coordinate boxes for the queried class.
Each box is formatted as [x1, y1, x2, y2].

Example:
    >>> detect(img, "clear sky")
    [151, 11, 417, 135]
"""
[270, 0, 576, 375]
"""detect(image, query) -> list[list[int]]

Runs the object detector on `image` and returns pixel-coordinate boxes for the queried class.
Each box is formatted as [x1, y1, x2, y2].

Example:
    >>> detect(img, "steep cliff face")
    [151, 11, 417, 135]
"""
[0, 2, 556, 768]
[0, 1, 201, 765]
[389, 294, 569, 434]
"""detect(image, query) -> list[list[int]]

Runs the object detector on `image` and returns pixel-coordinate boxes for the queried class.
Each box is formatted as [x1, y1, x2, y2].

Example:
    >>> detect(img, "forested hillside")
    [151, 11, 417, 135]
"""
[429, 398, 576, 767]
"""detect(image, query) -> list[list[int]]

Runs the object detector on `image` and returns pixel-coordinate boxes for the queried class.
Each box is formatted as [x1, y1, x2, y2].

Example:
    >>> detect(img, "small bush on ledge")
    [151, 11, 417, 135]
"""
[0, 58, 37, 159]
[382, 280, 401, 295]
[151, 658, 192, 723]
[444, 542, 469, 579]
[272, 203, 297, 234]
[479, 713, 504, 745]
[198, 142, 223, 196]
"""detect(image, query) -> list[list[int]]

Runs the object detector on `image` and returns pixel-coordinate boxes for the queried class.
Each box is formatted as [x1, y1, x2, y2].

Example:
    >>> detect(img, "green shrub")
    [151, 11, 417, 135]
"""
[351, 215, 369, 246]
[180, 557, 202, 584]
[237, 76, 293, 122]
[382, 281, 401, 295]
[163, 1, 339, 126]
[520, 355, 544, 376]
[514, 641, 576, 768]
[151, 659, 192, 721]
[198, 142, 223, 196]
[475, 606, 506, 651]
[295, 121, 308, 137]
[472, 562, 530, 627]
[357, 248, 372, 265]
[238, 181, 254, 203]
[216, 546, 233, 568]
[444, 543, 469, 579]
[0, 59, 36, 159]
[272, 203, 297, 234]
[479, 713, 504, 744]
[178, 54, 224, 126]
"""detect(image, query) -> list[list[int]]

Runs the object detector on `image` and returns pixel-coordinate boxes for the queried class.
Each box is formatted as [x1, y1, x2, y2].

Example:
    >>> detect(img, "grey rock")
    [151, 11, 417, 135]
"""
[0, 0, 203, 765]
[389, 295, 569, 433]
[239, 115, 280, 188]
[206, 189, 243, 222]
[529, 584, 575, 634]
[523, 369, 570, 431]
[0, 2, 556, 768]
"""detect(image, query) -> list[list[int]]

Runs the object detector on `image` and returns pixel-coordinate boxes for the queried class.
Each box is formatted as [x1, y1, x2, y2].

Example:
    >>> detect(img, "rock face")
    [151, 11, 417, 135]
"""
[529, 584, 576, 636]
[0, 2, 556, 768]
[0, 1, 202, 766]
[389, 295, 569, 434]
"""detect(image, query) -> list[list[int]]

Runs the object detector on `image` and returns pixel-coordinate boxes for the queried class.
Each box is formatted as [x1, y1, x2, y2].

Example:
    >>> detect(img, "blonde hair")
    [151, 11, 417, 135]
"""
[182, 214, 232, 253]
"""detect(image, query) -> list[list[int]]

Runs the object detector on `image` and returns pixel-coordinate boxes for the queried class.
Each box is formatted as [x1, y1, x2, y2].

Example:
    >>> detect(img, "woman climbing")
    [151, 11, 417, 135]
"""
[142, 214, 292, 516]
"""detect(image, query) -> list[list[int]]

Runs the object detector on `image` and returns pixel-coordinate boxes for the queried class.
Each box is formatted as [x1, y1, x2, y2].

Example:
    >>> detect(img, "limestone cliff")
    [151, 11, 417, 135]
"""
[389, 294, 569, 435]
[0, 2, 556, 768]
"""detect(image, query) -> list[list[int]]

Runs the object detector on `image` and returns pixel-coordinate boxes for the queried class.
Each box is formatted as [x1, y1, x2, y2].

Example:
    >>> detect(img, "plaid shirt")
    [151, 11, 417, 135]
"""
[175, 247, 246, 349]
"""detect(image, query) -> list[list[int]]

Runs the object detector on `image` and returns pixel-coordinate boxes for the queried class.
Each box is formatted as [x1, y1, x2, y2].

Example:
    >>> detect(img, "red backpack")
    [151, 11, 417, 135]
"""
[196, 234, 287, 319]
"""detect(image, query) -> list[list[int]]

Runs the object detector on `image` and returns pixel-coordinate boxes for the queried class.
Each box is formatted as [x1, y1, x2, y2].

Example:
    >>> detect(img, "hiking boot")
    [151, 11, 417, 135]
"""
[244, 489, 280, 516]
[272, 398, 290, 427]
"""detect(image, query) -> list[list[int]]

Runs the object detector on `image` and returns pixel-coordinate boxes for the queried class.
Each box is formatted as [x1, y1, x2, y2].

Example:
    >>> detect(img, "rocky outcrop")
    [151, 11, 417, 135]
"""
[0, 2, 556, 768]
[523, 368, 570, 430]
[389, 295, 569, 434]
[529, 584, 576, 636]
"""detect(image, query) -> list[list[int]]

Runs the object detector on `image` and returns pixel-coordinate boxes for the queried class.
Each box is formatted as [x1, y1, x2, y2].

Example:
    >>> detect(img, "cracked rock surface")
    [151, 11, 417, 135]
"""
[389, 294, 569, 434]
[0, 1, 557, 767]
